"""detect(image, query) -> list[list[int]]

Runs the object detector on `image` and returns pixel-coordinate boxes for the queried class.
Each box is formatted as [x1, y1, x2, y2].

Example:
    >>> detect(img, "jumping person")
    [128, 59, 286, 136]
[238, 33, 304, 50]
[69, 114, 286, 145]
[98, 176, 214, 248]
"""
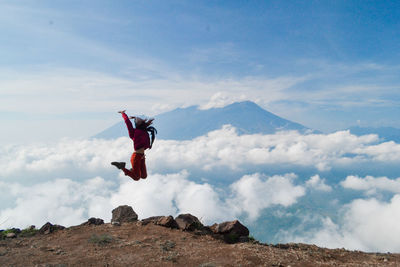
[111, 110, 157, 181]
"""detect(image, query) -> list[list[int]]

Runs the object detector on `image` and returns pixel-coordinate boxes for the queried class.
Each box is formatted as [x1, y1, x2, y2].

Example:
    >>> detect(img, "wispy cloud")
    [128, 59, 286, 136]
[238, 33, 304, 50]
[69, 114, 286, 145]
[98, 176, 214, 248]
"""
[0, 67, 308, 116]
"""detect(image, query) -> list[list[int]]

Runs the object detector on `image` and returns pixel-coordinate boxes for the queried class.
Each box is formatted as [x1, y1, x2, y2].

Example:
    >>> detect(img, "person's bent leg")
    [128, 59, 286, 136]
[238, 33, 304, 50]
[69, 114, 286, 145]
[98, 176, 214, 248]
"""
[140, 155, 147, 179]
[132, 153, 143, 178]
[120, 153, 140, 181]
[122, 168, 139, 181]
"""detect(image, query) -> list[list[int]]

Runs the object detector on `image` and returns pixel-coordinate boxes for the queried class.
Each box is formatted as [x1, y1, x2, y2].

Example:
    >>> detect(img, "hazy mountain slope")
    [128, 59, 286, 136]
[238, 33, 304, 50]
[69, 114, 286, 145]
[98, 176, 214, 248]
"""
[94, 101, 312, 140]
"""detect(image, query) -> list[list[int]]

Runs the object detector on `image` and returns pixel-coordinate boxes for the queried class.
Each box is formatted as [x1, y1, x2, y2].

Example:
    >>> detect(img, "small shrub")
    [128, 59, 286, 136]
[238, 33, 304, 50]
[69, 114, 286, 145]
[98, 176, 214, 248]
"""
[164, 252, 179, 262]
[20, 227, 38, 237]
[160, 240, 176, 251]
[192, 221, 204, 230]
[1, 228, 21, 239]
[248, 235, 256, 242]
[88, 234, 113, 246]
[225, 233, 239, 244]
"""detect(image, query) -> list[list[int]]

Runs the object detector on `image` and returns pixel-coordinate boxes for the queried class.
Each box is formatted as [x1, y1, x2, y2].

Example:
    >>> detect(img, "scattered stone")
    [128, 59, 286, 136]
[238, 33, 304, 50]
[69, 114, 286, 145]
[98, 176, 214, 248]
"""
[111, 221, 121, 227]
[1, 228, 21, 239]
[111, 205, 138, 224]
[210, 220, 249, 244]
[39, 222, 65, 235]
[163, 251, 179, 262]
[175, 214, 203, 231]
[0, 247, 7, 256]
[199, 263, 217, 267]
[81, 217, 104, 226]
[5, 233, 16, 238]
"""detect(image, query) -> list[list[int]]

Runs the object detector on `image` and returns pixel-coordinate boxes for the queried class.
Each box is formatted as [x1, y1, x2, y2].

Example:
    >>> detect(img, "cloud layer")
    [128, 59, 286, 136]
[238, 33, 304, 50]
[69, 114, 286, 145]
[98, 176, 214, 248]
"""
[0, 171, 305, 229]
[286, 194, 400, 252]
[1, 127, 400, 252]
[2, 125, 396, 182]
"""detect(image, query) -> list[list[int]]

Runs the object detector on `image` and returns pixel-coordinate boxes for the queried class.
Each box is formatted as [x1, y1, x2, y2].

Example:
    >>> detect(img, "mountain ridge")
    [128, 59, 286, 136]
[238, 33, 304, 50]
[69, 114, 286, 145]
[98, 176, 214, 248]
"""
[94, 101, 314, 140]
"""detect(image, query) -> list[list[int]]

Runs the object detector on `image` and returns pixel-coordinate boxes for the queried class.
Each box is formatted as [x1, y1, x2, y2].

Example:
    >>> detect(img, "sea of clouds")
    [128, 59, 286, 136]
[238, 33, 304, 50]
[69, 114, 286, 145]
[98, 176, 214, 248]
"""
[1, 126, 400, 252]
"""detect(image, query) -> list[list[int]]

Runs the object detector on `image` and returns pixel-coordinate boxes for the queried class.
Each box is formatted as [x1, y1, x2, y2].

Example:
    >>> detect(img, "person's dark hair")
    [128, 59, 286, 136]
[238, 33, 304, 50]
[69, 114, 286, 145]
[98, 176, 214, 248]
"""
[135, 117, 157, 148]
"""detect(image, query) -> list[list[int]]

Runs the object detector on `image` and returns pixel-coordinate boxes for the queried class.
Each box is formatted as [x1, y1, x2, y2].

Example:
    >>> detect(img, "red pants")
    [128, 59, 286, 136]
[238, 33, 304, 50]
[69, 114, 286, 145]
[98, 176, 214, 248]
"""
[122, 153, 147, 181]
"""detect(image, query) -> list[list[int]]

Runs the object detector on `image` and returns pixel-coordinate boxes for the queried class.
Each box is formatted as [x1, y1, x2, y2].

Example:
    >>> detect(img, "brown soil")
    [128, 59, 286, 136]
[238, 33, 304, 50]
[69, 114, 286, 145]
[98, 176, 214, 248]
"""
[0, 222, 398, 267]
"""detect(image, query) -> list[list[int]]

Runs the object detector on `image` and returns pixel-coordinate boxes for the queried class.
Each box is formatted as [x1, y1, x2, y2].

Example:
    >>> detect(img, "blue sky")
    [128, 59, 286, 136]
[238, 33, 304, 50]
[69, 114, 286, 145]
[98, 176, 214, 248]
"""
[1, 0, 400, 144]
[2, 1, 400, 252]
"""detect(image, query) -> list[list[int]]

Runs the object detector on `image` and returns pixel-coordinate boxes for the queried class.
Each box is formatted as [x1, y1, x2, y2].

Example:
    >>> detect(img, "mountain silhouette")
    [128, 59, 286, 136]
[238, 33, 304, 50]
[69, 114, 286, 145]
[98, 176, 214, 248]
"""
[94, 101, 313, 140]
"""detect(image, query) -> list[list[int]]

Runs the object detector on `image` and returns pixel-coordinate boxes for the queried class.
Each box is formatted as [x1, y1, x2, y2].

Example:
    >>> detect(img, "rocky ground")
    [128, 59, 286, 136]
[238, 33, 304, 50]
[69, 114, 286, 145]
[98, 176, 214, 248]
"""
[1, 206, 399, 267]
[1, 221, 399, 267]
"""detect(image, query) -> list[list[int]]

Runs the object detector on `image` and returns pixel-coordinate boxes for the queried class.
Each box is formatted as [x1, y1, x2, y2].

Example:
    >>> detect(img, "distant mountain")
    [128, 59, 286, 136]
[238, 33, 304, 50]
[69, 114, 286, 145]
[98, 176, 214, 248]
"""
[94, 101, 314, 140]
[348, 126, 400, 143]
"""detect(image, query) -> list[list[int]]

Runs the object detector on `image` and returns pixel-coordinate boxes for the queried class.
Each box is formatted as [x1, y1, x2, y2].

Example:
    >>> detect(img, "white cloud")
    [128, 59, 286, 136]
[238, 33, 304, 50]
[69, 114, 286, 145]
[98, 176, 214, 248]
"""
[306, 175, 332, 192]
[0, 138, 131, 181]
[0, 177, 115, 229]
[341, 175, 400, 195]
[199, 91, 247, 109]
[0, 170, 305, 229]
[150, 126, 385, 172]
[228, 173, 305, 221]
[354, 141, 400, 162]
[110, 171, 235, 225]
[1, 126, 398, 182]
[1, 129, 400, 253]
[286, 195, 400, 252]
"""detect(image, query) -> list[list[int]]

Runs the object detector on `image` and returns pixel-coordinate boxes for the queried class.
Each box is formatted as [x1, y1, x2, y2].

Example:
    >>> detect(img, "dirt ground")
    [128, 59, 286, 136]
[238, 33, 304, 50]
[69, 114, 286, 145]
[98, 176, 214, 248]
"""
[0, 222, 399, 267]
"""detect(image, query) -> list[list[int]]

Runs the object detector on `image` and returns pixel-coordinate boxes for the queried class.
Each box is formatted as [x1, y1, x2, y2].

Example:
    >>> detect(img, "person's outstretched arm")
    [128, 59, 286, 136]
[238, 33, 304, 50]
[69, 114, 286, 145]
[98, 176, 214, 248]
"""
[118, 110, 135, 139]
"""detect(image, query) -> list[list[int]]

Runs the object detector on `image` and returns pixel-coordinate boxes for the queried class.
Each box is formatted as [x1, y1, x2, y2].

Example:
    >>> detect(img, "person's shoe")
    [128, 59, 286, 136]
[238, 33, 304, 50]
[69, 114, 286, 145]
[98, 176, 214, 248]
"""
[111, 162, 126, 170]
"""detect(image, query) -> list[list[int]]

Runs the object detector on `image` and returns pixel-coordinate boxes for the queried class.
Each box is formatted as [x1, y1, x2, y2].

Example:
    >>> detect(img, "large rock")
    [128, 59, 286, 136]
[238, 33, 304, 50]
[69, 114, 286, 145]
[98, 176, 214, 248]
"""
[210, 220, 249, 243]
[175, 214, 203, 231]
[111, 205, 138, 224]
[141, 216, 163, 225]
[156, 216, 179, 229]
[39, 222, 65, 235]
[141, 216, 179, 229]
[81, 217, 104, 226]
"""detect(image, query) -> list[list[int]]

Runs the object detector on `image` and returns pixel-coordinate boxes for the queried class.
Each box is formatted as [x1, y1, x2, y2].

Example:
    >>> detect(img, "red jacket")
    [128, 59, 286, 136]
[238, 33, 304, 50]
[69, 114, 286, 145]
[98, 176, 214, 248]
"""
[122, 113, 150, 151]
